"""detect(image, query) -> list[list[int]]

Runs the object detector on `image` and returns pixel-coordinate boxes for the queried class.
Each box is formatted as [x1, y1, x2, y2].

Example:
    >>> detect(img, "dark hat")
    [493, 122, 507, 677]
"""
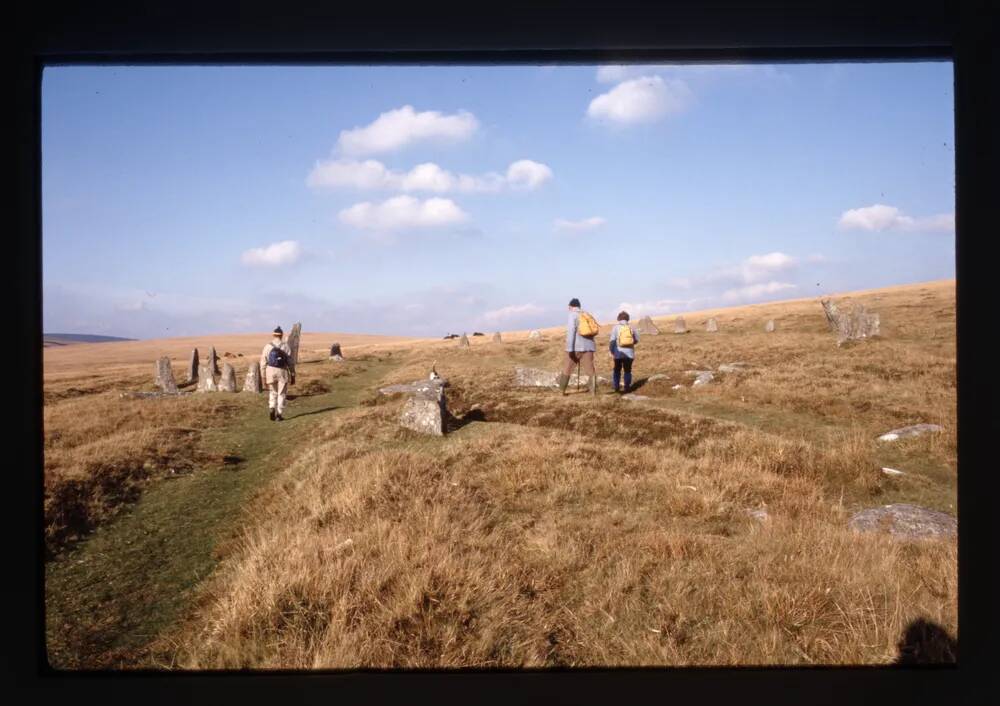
[568, 298, 581, 308]
[273, 326, 283, 335]
[617, 311, 630, 321]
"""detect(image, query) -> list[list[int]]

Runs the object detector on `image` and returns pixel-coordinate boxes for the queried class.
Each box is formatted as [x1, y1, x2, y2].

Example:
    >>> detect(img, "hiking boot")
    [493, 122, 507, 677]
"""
[276, 413, 284, 422]
[557, 373, 570, 396]
[269, 407, 276, 421]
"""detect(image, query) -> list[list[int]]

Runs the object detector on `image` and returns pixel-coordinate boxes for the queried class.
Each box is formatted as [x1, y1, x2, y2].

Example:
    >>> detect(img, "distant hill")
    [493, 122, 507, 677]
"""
[44, 333, 137, 347]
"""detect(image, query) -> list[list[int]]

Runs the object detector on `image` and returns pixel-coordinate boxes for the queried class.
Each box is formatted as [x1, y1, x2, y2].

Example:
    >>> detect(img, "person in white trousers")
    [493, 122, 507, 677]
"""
[259, 326, 295, 421]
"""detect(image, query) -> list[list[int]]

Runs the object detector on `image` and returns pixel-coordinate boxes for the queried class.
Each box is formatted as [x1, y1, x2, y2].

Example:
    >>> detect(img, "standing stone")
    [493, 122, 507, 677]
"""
[219, 363, 237, 392]
[198, 363, 218, 392]
[187, 348, 199, 383]
[287, 322, 302, 366]
[208, 346, 220, 375]
[637, 316, 660, 335]
[821, 299, 840, 331]
[492, 332, 502, 343]
[458, 333, 470, 348]
[329, 342, 343, 360]
[822, 299, 880, 346]
[764, 319, 776, 332]
[528, 330, 542, 340]
[243, 361, 262, 393]
[706, 318, 719, 332]
[155, 356, 179, 393]
[673, 317, 688, 334]
[398, 380, 448, 436]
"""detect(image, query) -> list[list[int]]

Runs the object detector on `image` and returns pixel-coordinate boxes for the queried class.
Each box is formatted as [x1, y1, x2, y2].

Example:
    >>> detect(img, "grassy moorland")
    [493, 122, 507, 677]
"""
[43, 280, 956, 668]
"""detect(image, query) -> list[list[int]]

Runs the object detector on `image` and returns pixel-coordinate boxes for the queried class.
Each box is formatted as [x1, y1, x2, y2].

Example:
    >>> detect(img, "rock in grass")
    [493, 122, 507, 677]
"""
[329, 342, 343, 360]
[198, 362, 218, 392]
[621, 393, 649, 401]
[881, 467, 905, 476]
[397, 379, 448, 436]
[849, 504, 956, 540]
[528, 330, 542, 340]
[458, 333, 470, 348]
[287, 322, 302, 366]
[219, 363, 237, 392]
[822, 299, 881, 345]
[673, 317, 688, 334]
[647, 373, 670, 382]
[187, 348, 199, 383]
[764, 319, 776, 332]
[155, 356, 179, 393]
[243, 361, 262, 393]
[637, 316, 660, 335]
[692, 371, 715, 386]
[208, 346, 220, 375]
[717, 362, 751, 373]
[745, 508, 770, 522]
[706, 317, 719, 332]
[493, 332, 502, 343]
[513, 366, 607, 388]
[877, 424, 944, 442]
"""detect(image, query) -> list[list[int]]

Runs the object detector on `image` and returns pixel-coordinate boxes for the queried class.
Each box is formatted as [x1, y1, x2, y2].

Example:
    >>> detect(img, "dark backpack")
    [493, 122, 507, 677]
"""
[267, 344, 289, 369]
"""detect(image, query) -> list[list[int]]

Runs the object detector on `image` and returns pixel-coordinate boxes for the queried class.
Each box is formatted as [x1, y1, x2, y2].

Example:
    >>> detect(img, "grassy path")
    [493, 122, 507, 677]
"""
[45, 357, 399, 669]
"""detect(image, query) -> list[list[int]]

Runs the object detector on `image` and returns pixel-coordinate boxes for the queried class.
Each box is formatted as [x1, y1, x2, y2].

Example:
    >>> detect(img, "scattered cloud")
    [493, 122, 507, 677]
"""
[838, 204, 955, 233]
[338, 195, 469, 231]
[554, 216, 607, 233]
[720, 281, 797, 303]
[307, 158, 552, 193]
[240, 240, 303, 267]
[615, 298, 695, 318]
[587, 75, 693, 125]
[336, 105, 479, 156]
[672, 251, 798, 289]
[481, 303, 545, 323]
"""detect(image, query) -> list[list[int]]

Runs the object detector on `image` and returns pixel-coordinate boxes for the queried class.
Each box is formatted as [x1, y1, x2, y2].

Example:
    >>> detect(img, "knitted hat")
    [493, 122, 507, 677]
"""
[568, 298, 581, 308]
[617, 311, 630, 322]
[273, 326, 283, 336]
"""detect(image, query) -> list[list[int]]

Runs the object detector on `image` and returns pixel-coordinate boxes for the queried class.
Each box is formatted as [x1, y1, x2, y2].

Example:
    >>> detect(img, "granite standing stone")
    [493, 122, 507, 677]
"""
[528, 330, 542, 340]
[822, 299, 881, 345]
[848, 504, 956, 540]
[243, 361, 262, 392]
[706, 317, 719, 332]
[329, 342, 343, 360]
[673, 317, 688, 334]
[396, 379, 448, 436]
[493, 332, 502, 343]
[637, 316, 660, 335]
[764, 319, 775, 332]
[155, 356, 179, 393]
[458, 333, 470, 348]
[198, 363, 218, 392]
[187, 348, 199, 383]
[287, 322, 302, 366]
[220, 363, 237, 392]
[208, 347, 220, 375]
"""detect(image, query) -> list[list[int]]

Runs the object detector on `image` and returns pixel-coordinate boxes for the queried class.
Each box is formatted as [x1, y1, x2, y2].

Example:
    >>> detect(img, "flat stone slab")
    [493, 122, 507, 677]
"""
[646, 373, 670, 382]
[745, 508, 770, 522]
[705, 317, 719, 332]
[120, 391, 192, 400]
[692, 372, 715, 386]
[717, 362, 751, 373]
[379, 379, 447, 398]
[621, 394, 649, 401]
[849, 504, 956, 540]
[877, 424, 944, 442]
[399, 396, 446, 436]
[881, 467, 905, 476]
[514, 366, 607, 387]
[528, 330, 543, 340]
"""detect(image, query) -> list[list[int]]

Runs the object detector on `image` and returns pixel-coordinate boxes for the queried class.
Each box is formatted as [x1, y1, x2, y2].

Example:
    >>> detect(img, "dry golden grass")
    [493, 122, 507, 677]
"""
[117, 279, 959, 668]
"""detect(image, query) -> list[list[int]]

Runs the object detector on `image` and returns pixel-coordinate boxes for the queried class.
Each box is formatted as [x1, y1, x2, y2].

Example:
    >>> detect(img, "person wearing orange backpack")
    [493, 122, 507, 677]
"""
[558, 298, 600, 396]
[608, 310, 640, 393]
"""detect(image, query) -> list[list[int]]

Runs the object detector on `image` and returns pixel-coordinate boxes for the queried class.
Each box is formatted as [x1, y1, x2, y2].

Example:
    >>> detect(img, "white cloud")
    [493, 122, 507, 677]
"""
[616, 298, 695, 318]
[554, 216, 607, 233]
[587, 75, 692, 125]
[338, 195, 468, 231]
[587, 75, 694, 125]
[307, 158, 551, 194]
[720, 281, 797, 302]
[481, 303, 545, 323]
[838, 204, 955, 233]
[240, 240, 303, 267]
[672, 251, 798, 289]
[336, 105, 479, 156]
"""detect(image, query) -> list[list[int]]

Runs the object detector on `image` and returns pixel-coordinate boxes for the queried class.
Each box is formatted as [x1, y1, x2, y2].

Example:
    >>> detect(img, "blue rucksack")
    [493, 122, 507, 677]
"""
[267, 344, 289, 369]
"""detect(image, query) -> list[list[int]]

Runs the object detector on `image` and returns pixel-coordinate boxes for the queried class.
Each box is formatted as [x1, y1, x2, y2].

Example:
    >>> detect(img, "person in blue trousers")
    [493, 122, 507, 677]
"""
[608, 311, 639, 393]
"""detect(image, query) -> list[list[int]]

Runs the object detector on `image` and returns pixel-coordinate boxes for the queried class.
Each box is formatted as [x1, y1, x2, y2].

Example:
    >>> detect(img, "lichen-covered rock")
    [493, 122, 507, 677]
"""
[219, 363, 237, 392]
[849, 504, 956, 540]
[243, 361, 262, 393]
[673, 317, 687, 334]
[513, 366, 607, 387]
[287, 323, 302, 366]
[822, 299, 881, 345]
[706, 317, 719, 332]
[647, 373, 670, 382]
[877, 424, 944, 442]
[198, 363, 218, 392]
[396, 379, 448, 436]
[690, 371, 715, 386]
[155, 356, 178, 393]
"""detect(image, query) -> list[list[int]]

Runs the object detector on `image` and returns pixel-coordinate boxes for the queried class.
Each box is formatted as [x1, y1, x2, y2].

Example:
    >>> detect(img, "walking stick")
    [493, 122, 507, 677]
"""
[577, 359, 581, 392]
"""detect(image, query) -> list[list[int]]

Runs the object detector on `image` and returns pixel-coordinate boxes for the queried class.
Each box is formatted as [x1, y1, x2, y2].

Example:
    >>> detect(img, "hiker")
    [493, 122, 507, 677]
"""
[260, 326, 295, 421]
[608, 311, 639, 393]
[558, 298, 599, 396]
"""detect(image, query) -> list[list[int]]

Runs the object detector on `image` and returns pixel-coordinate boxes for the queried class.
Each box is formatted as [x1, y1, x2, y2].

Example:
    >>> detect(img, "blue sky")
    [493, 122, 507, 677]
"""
[42, 62, 955, 339]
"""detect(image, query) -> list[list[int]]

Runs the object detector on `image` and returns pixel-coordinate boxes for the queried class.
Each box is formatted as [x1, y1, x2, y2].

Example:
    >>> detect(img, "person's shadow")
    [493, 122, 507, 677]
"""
[894, 618, 958, 665]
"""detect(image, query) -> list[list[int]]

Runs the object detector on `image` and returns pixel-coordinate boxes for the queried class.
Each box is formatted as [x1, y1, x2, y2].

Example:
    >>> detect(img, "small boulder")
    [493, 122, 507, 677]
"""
[528, 330, 542, 340]
[692, 371, 714, 386]
[647, 373, 670, 382]
[849, 504, 956, 540]
[492, 332, 502, 343]
[764, 319, 775, 333]
[706, 317, 719, 332]
[877, 424, 944, 442]
[673, 317, 688, 334]
[396, 379, 448, 436]
[637, 316, 660, 335]
[717, 362, 750, 373]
